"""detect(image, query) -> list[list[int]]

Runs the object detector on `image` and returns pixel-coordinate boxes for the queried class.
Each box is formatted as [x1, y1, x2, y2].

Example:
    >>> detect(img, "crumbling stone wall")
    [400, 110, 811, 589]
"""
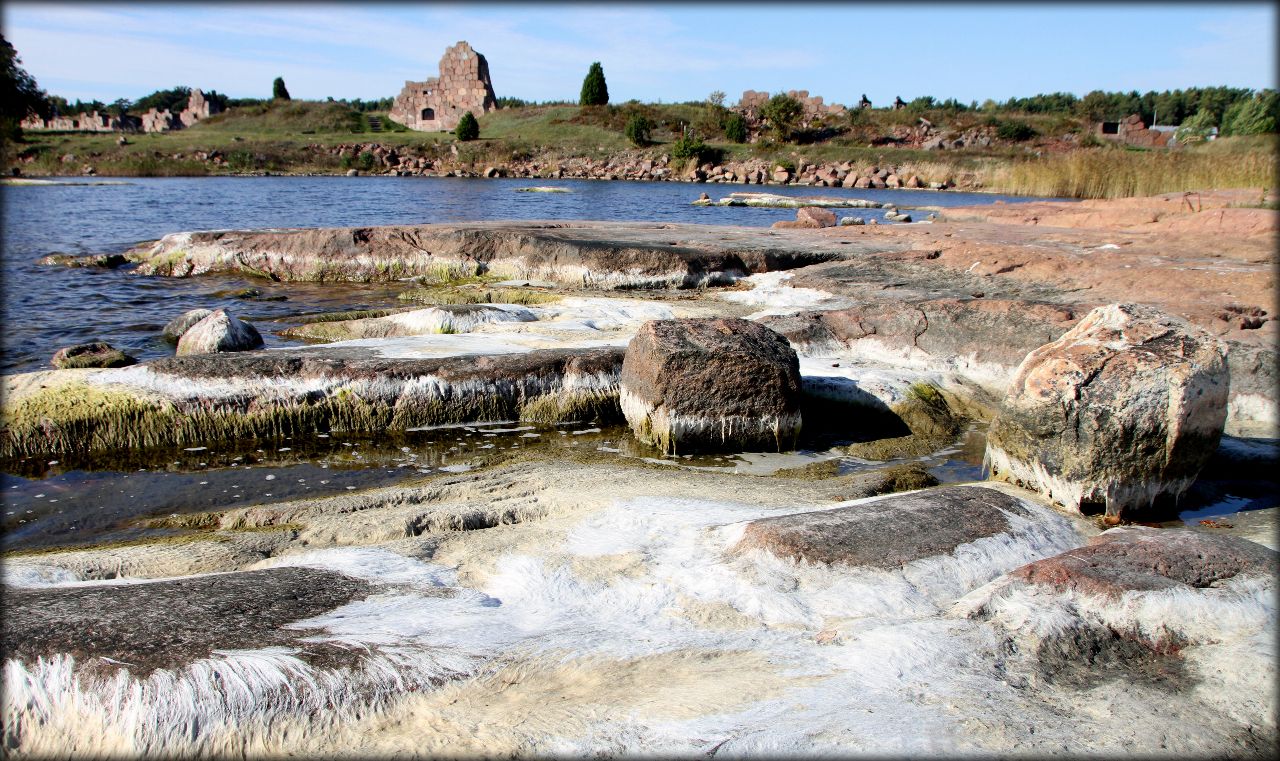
[387, 41, 497, 132]
[21, 110, 133, 132]
[179, 89, 220, 128]
[22, 90, 220, 134]
[732, 89, 847, 134]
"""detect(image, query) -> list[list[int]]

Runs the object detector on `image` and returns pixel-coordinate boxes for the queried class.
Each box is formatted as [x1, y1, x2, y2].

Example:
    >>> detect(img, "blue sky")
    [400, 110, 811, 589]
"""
[3, 3, 1275, 106]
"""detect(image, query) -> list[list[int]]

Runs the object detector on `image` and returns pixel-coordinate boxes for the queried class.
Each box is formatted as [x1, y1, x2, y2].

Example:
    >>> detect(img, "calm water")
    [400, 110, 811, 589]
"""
[1, 176, 1059, 373]
[0, 176, 1055, 549]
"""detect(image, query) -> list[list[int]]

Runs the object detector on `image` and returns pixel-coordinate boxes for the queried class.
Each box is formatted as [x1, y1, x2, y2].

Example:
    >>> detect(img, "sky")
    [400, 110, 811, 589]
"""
[3, 2, 1276, 107]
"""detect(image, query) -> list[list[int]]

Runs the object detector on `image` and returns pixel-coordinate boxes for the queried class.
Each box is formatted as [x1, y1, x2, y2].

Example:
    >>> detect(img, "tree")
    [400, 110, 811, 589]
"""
[273, 77, 291, 101]
[1220, 91, 1278, 136]
[724, 112, 747, 143]
[761, 93, 802, 141]
[1, 33, 49, 141]
[624, 114, 651, 146]
[455, 111, 479, 141]
[132, 86, 191, 114]
[579, 62, 608, 106]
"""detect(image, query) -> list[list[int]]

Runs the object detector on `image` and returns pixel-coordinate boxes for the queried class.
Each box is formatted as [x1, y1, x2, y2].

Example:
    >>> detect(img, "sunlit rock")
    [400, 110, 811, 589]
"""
[985, 303, 1229, 518]
[161, 308, 213, 343]
[176, 309, 265, 356]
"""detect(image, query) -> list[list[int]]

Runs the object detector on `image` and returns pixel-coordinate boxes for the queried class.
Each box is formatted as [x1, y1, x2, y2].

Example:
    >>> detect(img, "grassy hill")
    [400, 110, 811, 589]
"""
[8, 99, 1276, 198]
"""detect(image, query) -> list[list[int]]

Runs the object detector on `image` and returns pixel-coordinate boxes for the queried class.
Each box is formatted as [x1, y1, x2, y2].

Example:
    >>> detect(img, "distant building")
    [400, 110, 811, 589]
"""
[1095, 113, 1172, 148]
[387, 41, 498, 132]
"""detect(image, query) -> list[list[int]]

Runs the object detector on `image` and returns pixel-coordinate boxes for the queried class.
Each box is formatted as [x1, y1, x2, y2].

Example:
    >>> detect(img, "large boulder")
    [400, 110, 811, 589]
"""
[985, 304, 1228, 518]
[161, 308, 214, 343]
[50, 342, 135, 370]
[175, 309, 264, 356]
[620, 318, 802, 453]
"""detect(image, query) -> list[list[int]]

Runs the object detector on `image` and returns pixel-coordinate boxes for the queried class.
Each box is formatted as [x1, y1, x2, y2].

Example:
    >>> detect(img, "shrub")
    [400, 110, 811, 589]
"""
[356, 151, 376, 171]
[670, 130, 707, 161]
[724, 113, 747, 143]
[272, 77, 291, 101]
[455, 111, 479, 141]
[579, 62, 609, 107]
[761, 94, 803, 141]
[995, 120, 1037, 142]
[1175, 107, 1217, 144]
[624, 114, 652, 146]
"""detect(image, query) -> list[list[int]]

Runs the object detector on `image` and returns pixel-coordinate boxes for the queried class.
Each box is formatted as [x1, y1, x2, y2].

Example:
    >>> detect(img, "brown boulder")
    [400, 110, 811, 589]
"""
[795, 207, 837, 228]
[735, 485, 1033, 568]
[985, 303, 1229, 518]
[620, 318, 802, 454]
[1008, 526, 1278, 597]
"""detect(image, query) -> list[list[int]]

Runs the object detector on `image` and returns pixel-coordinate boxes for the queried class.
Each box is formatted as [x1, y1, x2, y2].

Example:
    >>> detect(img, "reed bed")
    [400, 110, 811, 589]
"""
[984, 138, 1277, 199]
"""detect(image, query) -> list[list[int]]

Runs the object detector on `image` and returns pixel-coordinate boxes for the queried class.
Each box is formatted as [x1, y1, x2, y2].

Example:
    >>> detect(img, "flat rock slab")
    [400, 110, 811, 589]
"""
[2, 567, 370, 674]
[736, 485, 1031, 568]
[1009, 526, 1279, 597]
[126, 221, 871, 288]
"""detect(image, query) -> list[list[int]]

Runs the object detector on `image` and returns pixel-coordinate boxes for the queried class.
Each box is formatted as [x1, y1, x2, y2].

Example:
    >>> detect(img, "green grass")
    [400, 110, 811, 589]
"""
[10, 101, 1276, 197]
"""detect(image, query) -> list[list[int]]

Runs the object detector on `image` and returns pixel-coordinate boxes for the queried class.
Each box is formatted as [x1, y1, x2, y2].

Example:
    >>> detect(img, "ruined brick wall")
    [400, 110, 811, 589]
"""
[23, 90, 216, 133]
[178, 89, 221, 128]
[733, 89, 847, 130]
[387, 41, 497, 132]
[21, 110, 126, 132]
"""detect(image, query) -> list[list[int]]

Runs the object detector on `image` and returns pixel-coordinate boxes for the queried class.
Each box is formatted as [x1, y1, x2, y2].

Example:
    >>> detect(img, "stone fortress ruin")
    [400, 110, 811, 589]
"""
[21, 89, 222, 134]
[734, 89, 848, 128]
[387, 41, 498, 132]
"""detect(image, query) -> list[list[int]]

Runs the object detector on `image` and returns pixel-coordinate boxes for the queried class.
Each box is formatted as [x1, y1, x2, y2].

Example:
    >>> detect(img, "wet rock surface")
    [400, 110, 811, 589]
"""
[735, 485, 1031, 568]
[620, 318, 801, 453]
[3, 566, 370, 674]
[985, 303, 1229, 517]
[1008, 526, 1278, 596]
[50, 341, 136, 369]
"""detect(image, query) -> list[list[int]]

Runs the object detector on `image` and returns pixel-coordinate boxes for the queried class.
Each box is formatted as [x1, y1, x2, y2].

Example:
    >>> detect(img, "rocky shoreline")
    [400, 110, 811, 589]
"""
[3, 188, 1276, 756]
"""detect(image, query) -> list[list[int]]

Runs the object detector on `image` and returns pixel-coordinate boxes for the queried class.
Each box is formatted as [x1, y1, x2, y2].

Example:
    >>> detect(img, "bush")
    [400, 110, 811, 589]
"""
[579, 62, 609, 107]
[995, 120, 1037, 142]
[670, 130, 707, 161]
[761, 94, 803, 140]
[1175, 107, 1217, 144]
[455, 111, 479, 141]
[624, 114, 652, 146]
[724, 113, 747, 143]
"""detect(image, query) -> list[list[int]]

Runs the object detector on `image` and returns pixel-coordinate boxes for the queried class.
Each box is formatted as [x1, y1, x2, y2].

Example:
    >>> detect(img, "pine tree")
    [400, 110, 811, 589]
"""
[579, 62, 608, 107]
[455, 111, 479, 141]
[273, 77, 291, 101]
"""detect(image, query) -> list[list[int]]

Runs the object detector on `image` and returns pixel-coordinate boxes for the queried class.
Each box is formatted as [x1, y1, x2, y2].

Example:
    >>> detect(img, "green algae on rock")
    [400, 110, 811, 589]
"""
[0, 348, 625, 460]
